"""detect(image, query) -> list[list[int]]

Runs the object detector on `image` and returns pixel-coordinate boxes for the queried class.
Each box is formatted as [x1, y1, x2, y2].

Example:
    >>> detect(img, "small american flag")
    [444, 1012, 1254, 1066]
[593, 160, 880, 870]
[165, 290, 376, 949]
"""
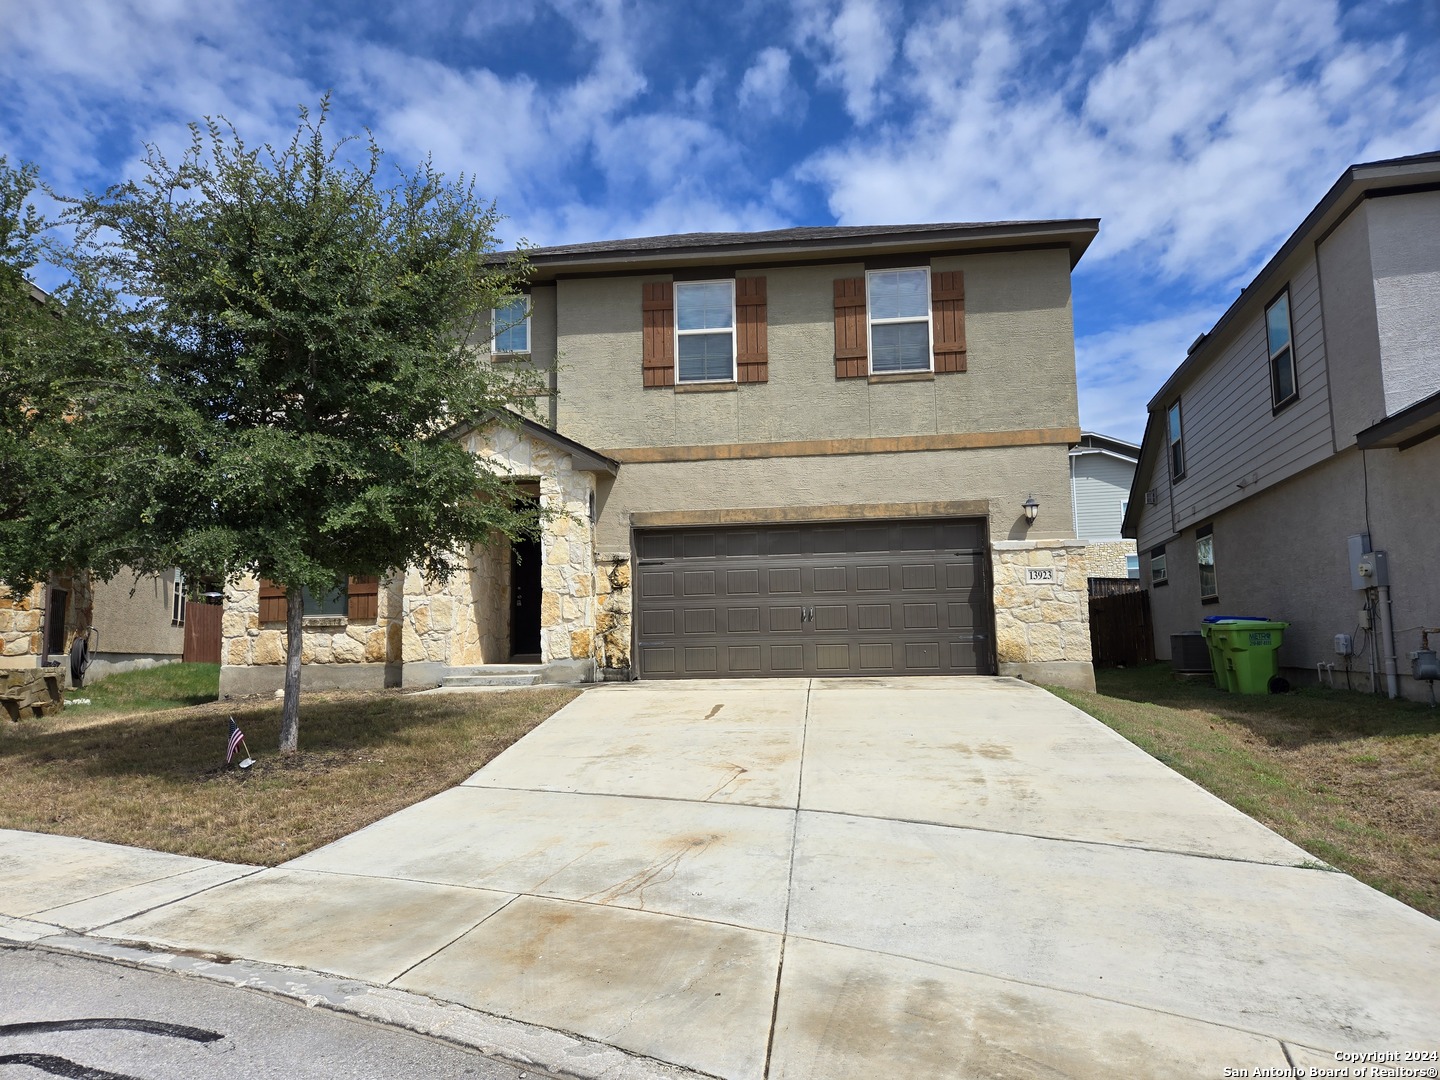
[226, 718, 246, 764]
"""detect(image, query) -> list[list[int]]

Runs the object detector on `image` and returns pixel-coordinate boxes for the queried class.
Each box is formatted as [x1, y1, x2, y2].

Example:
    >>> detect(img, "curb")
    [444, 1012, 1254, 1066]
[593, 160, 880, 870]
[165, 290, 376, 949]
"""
[0, 919, 716, 1080]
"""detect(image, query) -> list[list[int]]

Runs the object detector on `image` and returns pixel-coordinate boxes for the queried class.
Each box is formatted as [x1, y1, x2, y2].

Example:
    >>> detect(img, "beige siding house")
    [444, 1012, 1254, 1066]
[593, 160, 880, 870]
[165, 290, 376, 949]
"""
[1069, 431, 1139, 579]
[221, 220, 1103, 696]
[1125, 151, 1440, 698]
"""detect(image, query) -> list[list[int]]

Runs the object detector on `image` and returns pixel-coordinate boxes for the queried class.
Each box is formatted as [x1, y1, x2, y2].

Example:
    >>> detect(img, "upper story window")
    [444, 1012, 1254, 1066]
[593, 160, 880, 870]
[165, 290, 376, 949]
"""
[1265, 289, 1297, 410]
[675, 280, 736, 383]
[493, 298, 530, 355]
[866, 268, 932, 374]
[1167, 400, 1185, 482]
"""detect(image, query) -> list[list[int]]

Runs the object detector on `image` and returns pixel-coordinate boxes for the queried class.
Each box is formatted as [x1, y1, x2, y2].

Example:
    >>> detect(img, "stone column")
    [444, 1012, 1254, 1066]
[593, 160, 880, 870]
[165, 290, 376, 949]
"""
[991, 539, 1096, 691]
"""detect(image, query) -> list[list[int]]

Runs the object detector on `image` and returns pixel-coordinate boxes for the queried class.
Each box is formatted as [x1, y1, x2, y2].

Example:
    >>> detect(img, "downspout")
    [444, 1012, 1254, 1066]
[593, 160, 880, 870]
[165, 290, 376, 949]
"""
[1376, 584, 1400, 699]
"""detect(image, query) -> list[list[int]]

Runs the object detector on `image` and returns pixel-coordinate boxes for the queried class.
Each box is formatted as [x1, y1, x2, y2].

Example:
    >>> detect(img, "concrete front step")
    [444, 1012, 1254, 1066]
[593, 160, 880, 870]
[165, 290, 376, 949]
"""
[440, 665, 545, 689]
[441, 674, 542, 688]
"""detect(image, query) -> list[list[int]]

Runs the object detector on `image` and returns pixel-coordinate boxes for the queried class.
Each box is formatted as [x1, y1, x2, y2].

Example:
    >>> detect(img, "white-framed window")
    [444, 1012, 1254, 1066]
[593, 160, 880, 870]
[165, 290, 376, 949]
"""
[1125, 554, 1139, 579]
[1167, 400, 1185, 482]
[171, 572, 186, 627]
[1265, 288, 1297, 410]
[866, 267, 932, 374]
[1150, 545, 1168, 587]
[1197, 524, 1218, 602]
[493, 297, 530, 355]
[675, 280, 736, 383]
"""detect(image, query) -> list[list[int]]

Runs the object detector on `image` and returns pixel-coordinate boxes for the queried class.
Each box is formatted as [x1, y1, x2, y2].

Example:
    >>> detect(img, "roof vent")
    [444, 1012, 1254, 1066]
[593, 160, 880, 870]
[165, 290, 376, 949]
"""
[1144, 490, 1158, 505]
[1186, 333, 1208, 355]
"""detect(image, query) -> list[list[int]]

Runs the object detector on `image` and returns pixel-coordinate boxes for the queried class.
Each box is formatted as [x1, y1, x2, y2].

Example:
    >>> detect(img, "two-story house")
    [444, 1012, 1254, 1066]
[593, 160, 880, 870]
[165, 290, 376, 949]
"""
[220, 220, 1102, 695]
[1124, 151, 1440, 698]
[1070, 431, 1140, 580]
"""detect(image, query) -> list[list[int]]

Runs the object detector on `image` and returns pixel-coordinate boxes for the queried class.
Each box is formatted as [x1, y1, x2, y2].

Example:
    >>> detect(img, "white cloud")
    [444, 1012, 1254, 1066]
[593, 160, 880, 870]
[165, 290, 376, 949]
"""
[738, 46, 806, 123]
[801, 0, 1440, 289]
[1075, 304, 1226, 442]
[794, 0, 897, 125]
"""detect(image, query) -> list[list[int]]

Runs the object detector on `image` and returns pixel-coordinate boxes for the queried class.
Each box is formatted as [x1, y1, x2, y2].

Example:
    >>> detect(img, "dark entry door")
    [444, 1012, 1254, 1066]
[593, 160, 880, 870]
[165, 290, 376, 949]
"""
[633, 518, 993, 679]
[45, 588, 67, 657]
[510, 534, 541, 658]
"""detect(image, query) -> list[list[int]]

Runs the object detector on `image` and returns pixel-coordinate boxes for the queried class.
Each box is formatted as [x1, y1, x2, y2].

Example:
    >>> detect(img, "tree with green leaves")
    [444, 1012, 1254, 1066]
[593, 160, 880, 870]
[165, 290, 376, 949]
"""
[39, 101, 545, 752]
[1, 157, 137, 595]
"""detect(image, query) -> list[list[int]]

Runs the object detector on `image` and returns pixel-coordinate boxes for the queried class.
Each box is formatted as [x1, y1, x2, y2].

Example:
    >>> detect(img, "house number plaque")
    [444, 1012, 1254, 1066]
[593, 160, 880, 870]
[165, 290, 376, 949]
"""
[1025, 567, 1055, 583]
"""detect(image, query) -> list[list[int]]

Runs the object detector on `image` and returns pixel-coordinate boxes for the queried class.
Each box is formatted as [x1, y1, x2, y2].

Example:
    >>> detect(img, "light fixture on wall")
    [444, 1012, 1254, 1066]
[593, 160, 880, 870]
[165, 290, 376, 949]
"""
[1023, 495, 1039, 525]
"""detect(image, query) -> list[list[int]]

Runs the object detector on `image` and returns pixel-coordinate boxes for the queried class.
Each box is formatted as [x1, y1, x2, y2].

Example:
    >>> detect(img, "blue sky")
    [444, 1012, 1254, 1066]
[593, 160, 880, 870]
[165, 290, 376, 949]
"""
[3, 0, 1438, 443]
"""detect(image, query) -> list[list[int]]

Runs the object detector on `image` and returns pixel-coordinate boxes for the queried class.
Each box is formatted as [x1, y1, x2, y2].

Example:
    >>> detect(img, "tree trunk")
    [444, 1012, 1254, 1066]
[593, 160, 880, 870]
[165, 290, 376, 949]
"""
[279, 587, 303, 753]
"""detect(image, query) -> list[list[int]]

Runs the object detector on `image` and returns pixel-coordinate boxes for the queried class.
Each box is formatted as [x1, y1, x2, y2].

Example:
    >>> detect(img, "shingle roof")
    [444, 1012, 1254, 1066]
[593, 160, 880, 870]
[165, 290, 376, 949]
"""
[513, 218, 1100, 274]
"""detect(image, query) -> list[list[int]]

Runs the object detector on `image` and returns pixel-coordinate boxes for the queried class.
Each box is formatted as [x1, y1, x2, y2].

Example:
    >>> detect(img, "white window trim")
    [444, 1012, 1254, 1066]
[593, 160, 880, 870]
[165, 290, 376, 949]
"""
[492, 299, 531, 356]
[866, 267, 934, 375]
[1265, 288, 1298, 409]
[171, 571, 186, 627]
[674, 279, 737, 384]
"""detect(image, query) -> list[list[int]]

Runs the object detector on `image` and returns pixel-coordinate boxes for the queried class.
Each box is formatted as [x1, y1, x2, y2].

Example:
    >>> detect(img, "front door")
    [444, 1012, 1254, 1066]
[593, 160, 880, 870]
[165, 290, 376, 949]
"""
[510, 533, 542, 659]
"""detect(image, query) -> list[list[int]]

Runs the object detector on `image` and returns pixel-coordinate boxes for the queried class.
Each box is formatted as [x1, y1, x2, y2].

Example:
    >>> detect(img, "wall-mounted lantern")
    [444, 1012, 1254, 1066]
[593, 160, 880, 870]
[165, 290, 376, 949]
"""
[1023, 495, 1039, 525]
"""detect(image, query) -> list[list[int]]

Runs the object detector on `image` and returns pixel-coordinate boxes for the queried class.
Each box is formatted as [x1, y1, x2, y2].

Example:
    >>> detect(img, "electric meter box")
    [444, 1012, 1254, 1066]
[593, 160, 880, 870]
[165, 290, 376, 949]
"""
[1356, 550, 1389, 588]
[1348, 533, 1372, 591]
[1334, 634, 1353, 656]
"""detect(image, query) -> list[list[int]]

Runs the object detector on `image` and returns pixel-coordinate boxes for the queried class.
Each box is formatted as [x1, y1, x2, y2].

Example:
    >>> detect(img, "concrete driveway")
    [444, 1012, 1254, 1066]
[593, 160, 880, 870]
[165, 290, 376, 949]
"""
[5, 677, 1439, 1078]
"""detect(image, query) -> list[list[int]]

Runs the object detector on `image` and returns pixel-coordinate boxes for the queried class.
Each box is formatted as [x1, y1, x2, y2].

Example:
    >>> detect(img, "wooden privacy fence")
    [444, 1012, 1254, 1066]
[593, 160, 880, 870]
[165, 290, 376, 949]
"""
[1088, 585, 1154, 667]
[183, 601, 222, 664]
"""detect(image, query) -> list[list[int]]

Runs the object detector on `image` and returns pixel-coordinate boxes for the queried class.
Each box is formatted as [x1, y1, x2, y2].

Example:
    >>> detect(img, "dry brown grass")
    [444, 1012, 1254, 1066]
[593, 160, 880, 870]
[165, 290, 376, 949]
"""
[1052, 664, 1440, 919]
[1, 682, 581, 865]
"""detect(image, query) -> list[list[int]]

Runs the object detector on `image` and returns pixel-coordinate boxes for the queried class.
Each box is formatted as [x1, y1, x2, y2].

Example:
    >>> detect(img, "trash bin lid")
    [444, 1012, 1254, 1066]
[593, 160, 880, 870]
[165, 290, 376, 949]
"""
[1203, 615, 1270, 623]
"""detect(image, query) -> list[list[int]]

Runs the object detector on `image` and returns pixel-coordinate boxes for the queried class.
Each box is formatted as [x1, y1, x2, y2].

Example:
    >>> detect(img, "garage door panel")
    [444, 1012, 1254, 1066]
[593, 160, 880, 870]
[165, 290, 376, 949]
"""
[634, 520, 993, 678]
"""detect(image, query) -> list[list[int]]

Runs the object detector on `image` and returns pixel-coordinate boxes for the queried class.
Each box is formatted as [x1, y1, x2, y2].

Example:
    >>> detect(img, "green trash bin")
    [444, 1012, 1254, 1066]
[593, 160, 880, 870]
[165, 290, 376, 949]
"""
[1202, 618, 1289, 693]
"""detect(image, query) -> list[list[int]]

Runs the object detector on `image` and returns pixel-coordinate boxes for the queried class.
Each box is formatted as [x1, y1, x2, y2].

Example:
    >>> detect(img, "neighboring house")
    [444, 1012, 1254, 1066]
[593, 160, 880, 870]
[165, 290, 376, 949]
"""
[221, 219, 1104, 695]
[1069, 431, 1139, 580]
[1124, 151, 1440, 698]
[1, 570, 199, 685]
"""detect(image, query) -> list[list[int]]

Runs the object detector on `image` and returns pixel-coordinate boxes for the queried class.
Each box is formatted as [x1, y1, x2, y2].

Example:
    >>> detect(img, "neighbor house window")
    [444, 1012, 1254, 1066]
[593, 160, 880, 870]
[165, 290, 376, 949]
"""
[1150, 545, 1168, 587]
[1167, 400, 1185, 481]
[675, 280, 735, 383]
[493, 298, 530, 355]
[1125, 554, 1140, 579]
[1196, 524, 1218, 603]
[1265, 288, 1297, 410]
[867, 267, 932, 373]
[171, 572, 186, 627]
[301, 581, 347, 617]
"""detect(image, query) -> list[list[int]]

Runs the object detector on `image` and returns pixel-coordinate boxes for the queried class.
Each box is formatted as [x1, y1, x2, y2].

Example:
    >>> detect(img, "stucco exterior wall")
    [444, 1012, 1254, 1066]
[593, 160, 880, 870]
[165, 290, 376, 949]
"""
[90, 572, 184, 658]
[592, 443, 1074, 552]
[553, 249, 1078, 451]
[1144, 437, 1440, 698]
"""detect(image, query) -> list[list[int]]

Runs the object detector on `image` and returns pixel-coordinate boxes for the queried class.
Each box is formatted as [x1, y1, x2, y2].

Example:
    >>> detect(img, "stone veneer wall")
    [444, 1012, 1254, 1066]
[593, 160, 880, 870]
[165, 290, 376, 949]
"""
[223, 575, 400, 668]
[594, 553, 632, 677]
[468, 425, 598, 675]
[1081, 539, 1138, 580]
[991, 540, 1095, 691]
[1, 575, 92, 672]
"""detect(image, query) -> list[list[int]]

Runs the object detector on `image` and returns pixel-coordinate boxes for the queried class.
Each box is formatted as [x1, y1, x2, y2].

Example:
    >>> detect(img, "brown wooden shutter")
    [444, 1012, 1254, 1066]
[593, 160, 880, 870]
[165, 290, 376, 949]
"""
[347, 575, 379, 621]
[833, 277, 867, 379]
[735, 276, 768, 383]
[932, 270, 967, 373]
[642, 281, 675, 388]
[258, 579, 286, 623]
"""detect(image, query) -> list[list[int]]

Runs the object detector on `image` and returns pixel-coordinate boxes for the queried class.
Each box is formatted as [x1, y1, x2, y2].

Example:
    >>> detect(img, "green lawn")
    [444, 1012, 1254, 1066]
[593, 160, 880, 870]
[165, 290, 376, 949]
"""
[1052, 664, 1440, 919]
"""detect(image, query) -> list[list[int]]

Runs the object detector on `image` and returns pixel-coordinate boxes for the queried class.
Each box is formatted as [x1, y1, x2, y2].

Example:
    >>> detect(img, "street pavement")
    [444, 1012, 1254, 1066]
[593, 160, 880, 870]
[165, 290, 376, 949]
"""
[0, 946, 535, 1080]
[3, 676, 1439, 1079]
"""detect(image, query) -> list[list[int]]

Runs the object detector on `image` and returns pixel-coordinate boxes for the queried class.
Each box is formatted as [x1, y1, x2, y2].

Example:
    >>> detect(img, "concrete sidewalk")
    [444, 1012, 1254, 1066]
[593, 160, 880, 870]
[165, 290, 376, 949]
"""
[3, 677, 1438, 1078]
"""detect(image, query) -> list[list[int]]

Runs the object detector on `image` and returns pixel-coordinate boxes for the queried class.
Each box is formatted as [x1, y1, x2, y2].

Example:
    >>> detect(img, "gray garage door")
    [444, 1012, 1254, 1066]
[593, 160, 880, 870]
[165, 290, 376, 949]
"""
[633, 518, 993, 679]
